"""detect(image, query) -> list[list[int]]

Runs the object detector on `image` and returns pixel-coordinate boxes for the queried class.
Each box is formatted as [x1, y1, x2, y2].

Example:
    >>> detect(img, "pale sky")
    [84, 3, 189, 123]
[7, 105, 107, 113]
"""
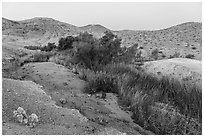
[2, 2, 202, 30]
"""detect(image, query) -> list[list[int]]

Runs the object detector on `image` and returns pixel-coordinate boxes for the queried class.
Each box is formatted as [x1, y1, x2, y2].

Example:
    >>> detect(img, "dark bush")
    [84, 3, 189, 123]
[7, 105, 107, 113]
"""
[185, 54, 195, 59]
[68, 31, 123, 71]
[41, 42, 56, 52]
[58, 36, 75, 51]
[192, 46, 197, 50]
[77, 32, 99, 44]
[24, 45, 41, 50]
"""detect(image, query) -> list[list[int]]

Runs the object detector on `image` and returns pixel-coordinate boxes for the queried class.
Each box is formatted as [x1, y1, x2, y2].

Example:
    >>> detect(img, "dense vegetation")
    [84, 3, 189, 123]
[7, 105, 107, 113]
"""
[15, 31, 202, 134]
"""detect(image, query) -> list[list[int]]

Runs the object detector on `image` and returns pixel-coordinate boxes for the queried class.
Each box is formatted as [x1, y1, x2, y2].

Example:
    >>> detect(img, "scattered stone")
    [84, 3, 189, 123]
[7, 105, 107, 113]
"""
[60, 98, 67, 104]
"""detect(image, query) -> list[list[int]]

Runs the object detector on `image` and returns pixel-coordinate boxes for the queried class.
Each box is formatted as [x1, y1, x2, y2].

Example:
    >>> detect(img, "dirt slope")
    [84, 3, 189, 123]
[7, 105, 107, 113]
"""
[3, 62, 153, 135]
[142, 58, 202, 88]
[2, 78, 90, 135]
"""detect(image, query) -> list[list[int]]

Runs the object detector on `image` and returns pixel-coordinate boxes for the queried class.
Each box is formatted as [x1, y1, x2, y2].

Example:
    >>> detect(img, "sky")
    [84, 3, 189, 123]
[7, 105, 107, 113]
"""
[2, 2, 202, 30]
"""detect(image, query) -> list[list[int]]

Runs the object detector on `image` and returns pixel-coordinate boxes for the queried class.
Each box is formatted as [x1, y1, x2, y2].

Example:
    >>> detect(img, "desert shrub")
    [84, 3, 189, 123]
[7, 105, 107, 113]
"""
[185, 54, 195, 59]
[161, 54, 166, 58]
[192, 46, 197, 50]
[76, 32, 99, 44]
[32, 52, 54, 62]
[143, 103, 201, 135]
[71, 41, 100, 70]
[69, 31, 123, 71]
[169, 52, 180, 58]
[83, 72, 118, 95]
[115, 43, 143, 64]
[57, 32, 141, 71]
[77, 67, 95, 81]
[24, 45, 41, 50]
[169, 52, 180, 59]
[58, 36, 75, 51]
[99, 31, 122, 64]
[41, 42, 56, 52]
[82, 62, 202, 134]
[21, 52, 55, 63]
[24, 43, 56, 52]
[117, 71, 202, 134]
[102, 63, 136, 76]
[3, 57, 21, 71]
[151, 49, 159, 60]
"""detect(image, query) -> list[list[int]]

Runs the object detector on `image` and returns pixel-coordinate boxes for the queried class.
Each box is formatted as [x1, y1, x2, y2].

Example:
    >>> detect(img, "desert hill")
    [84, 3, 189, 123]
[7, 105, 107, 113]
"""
[115, 22, 202, 60]
[2, 17, 202, 60]
[2, 17, 81, 45]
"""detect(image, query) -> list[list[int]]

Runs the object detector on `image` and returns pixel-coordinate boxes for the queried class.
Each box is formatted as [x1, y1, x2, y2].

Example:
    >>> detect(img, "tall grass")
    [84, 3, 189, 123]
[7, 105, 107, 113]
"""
[82, 63, 202, 134]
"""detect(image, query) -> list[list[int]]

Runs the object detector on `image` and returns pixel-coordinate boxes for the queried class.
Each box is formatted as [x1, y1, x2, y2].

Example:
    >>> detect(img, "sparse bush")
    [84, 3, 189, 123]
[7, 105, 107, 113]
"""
[32, 52, 54, 62]
[24, 45, 41, 50]
[20, 52, 55, 64]
[161, 54, 166, 58]
[151, 49, 159, 60]
[169, 52, 180, 58]
[185, 54, 195, 59]
[77, 67, 96, 82]
[24, 43, 57, 52]
[116, 43, 143, 64]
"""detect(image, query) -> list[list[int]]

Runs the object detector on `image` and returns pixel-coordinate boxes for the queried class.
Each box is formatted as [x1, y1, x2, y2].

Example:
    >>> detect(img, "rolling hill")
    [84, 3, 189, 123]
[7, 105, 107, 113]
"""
[2, 17, 202, 60]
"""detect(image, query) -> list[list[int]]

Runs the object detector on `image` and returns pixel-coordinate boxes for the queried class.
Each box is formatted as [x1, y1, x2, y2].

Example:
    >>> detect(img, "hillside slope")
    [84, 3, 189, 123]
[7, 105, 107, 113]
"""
[2, 62, 153, 135]
[142, 58, 202, 88]
[115, 22, 202, 60]
[2, 17, 202, 60]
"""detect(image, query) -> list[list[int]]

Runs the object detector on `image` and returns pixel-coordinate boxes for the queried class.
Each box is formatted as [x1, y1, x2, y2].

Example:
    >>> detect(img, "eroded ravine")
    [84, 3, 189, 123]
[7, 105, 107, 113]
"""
[3, 62, 153, 135]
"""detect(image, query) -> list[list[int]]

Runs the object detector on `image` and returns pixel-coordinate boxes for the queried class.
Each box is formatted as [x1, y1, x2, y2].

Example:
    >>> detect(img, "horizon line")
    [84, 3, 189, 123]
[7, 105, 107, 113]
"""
[2, 16, 202, 31]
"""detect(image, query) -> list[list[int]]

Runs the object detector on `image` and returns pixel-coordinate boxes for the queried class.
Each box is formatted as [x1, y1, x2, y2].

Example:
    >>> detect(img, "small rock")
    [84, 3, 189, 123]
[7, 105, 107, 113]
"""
[60, 98, 67, 104]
